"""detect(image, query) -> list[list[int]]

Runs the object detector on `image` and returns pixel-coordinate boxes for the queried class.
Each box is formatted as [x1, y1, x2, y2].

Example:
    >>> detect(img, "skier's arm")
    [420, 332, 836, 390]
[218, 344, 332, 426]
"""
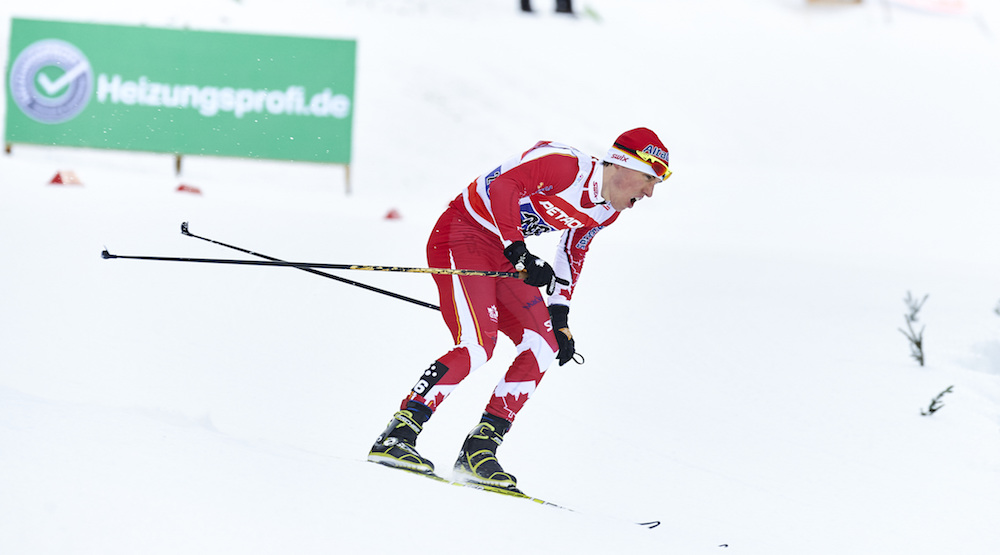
[547, 224, 607, 365]
[488, 153, 581, 246]
[550, 225, 604, 306]
[490, 155, 578, 293]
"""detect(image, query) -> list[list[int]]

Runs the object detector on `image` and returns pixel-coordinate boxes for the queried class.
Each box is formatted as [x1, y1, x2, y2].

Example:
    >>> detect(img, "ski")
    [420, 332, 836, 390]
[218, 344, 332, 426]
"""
[400, 465, 565, 507]
[370, 462, 660, 529]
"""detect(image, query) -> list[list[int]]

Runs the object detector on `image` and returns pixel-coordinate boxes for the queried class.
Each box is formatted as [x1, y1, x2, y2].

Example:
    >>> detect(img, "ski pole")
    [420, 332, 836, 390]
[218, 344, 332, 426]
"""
[100, 250, 554, 281]
[179, 223, 440, 311]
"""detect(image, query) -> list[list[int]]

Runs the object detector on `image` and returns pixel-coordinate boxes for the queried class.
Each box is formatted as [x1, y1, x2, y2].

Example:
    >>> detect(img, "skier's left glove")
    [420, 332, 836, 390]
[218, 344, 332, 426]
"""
[548, 304, 578, 366]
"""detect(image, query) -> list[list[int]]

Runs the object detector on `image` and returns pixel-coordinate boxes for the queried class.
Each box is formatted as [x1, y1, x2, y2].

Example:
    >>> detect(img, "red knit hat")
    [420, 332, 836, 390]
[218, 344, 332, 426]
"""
[605, 128, 670, 179]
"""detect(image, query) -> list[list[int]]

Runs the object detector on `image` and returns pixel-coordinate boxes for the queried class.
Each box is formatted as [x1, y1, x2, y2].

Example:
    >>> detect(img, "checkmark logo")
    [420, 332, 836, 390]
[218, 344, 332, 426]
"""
[36, 61, 92, 96]
[9, 38, 93, 124]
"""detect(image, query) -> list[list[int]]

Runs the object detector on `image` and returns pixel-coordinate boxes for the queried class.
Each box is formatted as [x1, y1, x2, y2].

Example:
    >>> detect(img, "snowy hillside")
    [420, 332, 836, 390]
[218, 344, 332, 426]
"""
[2, 1, 999, 553]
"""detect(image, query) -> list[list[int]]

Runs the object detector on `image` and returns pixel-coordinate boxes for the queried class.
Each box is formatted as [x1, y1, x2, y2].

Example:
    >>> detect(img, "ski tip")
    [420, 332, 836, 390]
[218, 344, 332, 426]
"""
[638, 520, 661, 529]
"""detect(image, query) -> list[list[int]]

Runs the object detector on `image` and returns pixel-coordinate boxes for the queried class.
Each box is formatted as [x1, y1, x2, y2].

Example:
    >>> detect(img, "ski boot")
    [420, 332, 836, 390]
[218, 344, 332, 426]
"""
[367, 402, 434, 473]
[453, 413, 518, 490]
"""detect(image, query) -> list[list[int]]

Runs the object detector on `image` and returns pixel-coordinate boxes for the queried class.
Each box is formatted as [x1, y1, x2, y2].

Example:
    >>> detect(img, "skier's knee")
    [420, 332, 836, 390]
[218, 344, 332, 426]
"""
[516, 329, 557, 370]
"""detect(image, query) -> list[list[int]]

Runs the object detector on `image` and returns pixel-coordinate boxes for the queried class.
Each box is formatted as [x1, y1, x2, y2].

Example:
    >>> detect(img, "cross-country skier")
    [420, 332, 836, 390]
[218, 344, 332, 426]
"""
[368, 128, 671, 489]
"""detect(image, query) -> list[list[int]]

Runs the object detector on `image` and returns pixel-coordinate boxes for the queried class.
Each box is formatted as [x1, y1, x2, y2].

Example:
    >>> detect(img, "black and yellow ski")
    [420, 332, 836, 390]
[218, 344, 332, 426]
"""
[370, 462, 660, 529]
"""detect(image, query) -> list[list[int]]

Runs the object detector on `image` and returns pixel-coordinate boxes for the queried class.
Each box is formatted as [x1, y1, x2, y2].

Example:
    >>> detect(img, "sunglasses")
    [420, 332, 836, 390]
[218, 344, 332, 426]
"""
[614, 142, 672, 180]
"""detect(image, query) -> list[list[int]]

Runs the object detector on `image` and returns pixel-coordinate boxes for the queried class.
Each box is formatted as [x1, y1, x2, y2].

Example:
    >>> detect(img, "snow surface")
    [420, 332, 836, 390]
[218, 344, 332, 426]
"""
[2, 0, 1000, 553]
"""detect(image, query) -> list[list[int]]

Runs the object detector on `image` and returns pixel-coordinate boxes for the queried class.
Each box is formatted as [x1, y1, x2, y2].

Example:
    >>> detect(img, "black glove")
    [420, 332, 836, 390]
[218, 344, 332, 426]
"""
[547, 304, 576, 366]
[504, 241, 557, 295]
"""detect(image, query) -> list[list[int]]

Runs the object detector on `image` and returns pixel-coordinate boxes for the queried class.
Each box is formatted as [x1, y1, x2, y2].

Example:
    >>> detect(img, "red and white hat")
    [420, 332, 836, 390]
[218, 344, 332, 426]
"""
[604, 127, 671, 179]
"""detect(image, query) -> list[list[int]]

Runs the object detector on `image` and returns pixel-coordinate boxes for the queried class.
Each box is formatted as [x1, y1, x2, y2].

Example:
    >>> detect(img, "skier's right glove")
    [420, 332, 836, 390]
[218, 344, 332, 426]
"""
[547, 304, 577, 366]
[503, 241, 557, 295]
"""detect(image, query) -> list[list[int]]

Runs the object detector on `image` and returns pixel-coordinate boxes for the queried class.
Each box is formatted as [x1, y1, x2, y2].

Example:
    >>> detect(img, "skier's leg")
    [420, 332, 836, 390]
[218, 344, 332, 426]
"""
[486, 278, 559, 422]
[401, 270, 499, 411]
[401, 209, 504, 411]
[454, 278, 558, 487]
[369, 208, 502, 471]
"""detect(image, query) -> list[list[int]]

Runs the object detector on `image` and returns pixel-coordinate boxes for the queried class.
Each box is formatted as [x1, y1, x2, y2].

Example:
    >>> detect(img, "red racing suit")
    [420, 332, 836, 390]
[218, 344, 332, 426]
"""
[403, 141, 620, 422]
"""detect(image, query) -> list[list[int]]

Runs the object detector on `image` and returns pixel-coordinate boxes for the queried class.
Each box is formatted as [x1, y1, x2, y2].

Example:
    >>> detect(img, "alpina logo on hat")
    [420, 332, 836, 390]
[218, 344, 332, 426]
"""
[605, 127, 670, 179]
[9, 39, 93, 124]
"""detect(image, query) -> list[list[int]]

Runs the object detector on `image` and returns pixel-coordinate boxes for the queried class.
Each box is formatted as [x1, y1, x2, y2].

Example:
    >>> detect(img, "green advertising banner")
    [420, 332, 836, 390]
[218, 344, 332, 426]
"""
[5, 18, 355, 164]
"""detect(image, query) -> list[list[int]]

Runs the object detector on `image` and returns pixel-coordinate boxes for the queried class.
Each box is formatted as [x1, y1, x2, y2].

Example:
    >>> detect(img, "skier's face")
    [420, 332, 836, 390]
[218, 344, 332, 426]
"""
[601, 164, 660, 211]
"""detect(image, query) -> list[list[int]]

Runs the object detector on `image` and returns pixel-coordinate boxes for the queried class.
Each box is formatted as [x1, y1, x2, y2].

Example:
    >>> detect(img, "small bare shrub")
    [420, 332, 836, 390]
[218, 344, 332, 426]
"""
[899, 291, 928, 366]
[904, 291, 928, 322]
[921, 385, 954, 416]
